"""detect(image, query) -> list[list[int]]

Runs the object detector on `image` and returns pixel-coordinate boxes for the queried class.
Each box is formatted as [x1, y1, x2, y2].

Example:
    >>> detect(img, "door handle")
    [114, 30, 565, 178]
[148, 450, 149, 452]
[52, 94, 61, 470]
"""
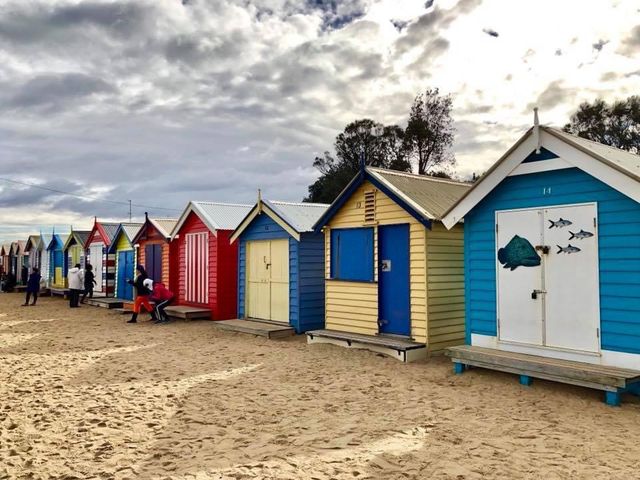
[531, 289, 547, 299]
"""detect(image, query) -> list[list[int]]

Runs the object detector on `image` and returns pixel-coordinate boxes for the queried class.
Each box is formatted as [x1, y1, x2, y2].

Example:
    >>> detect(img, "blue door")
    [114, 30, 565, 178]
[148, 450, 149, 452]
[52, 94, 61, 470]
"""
[145, 244, 163, 283]
[117, 251, 135, 300]
[378, 224, 410, 336]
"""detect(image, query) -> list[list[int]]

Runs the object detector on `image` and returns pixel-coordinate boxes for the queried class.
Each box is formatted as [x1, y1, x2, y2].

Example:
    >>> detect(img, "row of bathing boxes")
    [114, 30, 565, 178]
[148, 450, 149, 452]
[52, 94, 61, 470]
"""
[9, 123, 640, 406]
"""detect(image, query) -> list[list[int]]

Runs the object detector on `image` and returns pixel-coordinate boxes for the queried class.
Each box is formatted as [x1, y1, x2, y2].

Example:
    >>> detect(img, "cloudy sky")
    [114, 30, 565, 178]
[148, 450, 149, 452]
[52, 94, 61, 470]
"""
[0, 0, 638, 240]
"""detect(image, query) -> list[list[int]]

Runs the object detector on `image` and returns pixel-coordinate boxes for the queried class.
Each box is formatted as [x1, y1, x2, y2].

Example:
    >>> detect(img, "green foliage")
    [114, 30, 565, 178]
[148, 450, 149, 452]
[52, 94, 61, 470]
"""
[563, 96, 640, 154]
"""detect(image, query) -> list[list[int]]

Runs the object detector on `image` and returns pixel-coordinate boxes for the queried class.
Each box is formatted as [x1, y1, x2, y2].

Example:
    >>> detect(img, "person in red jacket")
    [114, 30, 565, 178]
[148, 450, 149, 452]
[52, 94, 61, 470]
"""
[149, 281, 174, 324]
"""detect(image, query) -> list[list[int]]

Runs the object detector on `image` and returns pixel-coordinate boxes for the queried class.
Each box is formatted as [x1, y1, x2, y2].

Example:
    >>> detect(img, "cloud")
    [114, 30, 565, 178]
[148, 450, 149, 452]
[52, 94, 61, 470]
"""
[619, 25, 640, 56]
[0, 0, 638, 239]
[526, 80, 575, 112]
[2, 73, 116, 112]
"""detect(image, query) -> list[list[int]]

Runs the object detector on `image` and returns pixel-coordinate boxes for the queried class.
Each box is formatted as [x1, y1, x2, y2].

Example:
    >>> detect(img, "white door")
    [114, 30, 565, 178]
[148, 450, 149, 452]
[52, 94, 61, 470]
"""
[90, 244, 103, 292]
[497, 204, 600, 353]
[543, 205, 599, 352]
[497, 209, 544, 345]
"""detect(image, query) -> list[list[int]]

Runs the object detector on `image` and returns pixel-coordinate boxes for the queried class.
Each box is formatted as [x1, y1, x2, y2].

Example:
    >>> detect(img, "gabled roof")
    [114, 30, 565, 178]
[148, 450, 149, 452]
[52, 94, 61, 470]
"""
[313, 166, 471, 231]
[15, 240, 27, 255]
[8, 242, 17, 255]
[231, 200, 329, 243]
[38, 234, 52, 251]
[63, 230, 91, 251]
[0, 244, 9, 256]
[441, 125, 640, 229]
[132, 217, 178, 244]
[24, 235, 41, 252]
[107, 223, 143, 253]
[171, 201, 252, 238]
[85, 220, 121, 248]
[46, 234, 69, 251]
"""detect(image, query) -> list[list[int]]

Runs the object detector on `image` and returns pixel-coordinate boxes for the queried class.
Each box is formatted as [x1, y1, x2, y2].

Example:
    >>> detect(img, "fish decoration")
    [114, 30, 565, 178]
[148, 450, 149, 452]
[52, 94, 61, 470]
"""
[498, 235, 541, 270]
[557, 244, 581, 254]
[569, 229, 594, 240]
[548, 218, 572, 229]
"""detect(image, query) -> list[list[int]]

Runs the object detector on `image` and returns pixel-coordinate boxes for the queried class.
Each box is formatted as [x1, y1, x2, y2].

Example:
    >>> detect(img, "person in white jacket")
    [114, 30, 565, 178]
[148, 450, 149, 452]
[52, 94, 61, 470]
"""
[67, 263, 84, 308]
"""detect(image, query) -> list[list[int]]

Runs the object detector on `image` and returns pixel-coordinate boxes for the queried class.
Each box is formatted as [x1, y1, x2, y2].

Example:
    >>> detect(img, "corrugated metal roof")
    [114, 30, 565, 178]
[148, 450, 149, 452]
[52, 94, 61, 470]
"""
[16, 240, 27, 254]
[75, 231, 90, 246]
[264, 200, 330, 233]
[193, 202, 253, 231]
[150, 218, 178, 238]
[545, 127, 640, 181]
[100, 222, 121, 243]
[121, 223, 143, 242]
[368, 167, 472, 220]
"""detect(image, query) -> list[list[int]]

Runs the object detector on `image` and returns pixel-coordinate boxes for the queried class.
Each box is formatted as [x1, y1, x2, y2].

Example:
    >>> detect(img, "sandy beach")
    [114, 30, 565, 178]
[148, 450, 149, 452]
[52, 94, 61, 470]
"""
[0, 293, 638, 480]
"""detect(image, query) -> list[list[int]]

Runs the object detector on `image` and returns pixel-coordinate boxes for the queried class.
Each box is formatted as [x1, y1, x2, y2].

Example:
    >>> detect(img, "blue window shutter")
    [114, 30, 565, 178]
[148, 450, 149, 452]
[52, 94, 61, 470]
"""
[330, 228, 374, 281]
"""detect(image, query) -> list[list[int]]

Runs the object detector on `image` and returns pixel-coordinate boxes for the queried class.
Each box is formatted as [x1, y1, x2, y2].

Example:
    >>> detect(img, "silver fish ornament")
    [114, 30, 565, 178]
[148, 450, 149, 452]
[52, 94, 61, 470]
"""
[548, 218, 572, 229]
[557, 244, 581, 254]
[569, 230, 594, 240]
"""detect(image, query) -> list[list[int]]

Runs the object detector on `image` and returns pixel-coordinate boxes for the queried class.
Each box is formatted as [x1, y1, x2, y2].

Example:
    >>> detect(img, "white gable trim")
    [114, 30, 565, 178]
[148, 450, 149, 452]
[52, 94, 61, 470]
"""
[229, 201, 300, 243]
[508, 156, 573, 176]
[543, 131, 640, 204]
[442, 132, 537, 229]
[442, 128, 640, 229]
[170, 203, 219, 239]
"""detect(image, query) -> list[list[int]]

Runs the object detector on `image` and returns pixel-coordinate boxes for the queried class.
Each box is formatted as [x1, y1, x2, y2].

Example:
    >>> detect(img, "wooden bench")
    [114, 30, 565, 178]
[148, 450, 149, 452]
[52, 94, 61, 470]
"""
[212, 319, 294, 339]
[306, 329, 427, 363]
[163, 306, 211, 321]
[446, 345, 640, 406]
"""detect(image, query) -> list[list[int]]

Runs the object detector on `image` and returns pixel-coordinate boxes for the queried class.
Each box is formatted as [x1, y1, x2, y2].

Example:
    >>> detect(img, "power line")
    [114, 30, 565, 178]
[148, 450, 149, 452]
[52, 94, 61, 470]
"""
[0, 177, 182, 212]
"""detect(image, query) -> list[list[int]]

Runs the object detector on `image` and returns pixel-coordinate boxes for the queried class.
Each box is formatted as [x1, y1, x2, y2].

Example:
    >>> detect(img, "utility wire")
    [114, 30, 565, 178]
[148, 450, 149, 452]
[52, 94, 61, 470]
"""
[0, 177, 182, 212]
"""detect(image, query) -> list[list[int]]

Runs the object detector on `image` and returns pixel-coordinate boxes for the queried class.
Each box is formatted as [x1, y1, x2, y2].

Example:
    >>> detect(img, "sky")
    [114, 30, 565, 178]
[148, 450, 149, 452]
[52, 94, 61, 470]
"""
[0, 0, 638, 240]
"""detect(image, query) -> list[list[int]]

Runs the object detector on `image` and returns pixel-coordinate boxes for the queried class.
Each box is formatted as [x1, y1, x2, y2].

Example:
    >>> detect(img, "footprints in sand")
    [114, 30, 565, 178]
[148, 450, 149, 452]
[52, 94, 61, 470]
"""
[0, 318, 57, 327]
[0, 333, 40, 348]
[160, 427, 429, 480]
[0, 349, 261, 480]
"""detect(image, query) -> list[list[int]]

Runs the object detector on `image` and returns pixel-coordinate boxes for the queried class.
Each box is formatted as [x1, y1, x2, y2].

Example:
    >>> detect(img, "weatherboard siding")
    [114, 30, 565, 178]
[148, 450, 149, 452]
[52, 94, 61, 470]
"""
[426, 222, 466, 352]
[324, 181, 428, 345]
[465, 167, 640, 355]
[237, 213, 324, 333]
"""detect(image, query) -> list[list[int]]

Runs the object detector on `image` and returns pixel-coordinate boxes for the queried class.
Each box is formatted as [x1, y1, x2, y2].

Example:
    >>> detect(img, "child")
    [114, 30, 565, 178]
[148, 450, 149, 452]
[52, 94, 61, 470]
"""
[81, 264, 96, 304]
[23, 267, 41, 306]
[67, 263, 84, 308]
[149, 281, 175, 324]
[126, 265, 154, 323]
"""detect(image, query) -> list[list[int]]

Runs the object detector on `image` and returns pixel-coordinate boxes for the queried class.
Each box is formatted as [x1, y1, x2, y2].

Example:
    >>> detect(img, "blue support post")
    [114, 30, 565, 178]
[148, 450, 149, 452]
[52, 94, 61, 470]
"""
[519, 375, 533, 386]
[453, 362, 465, 375]
[605, 391, 621, 407]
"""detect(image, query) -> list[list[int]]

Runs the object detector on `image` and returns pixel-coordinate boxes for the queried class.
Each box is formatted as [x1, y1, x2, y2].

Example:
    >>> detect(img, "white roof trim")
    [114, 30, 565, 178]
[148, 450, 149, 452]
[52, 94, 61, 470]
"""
[170, 202, 218, 239]
[441, 128, 640, 229]
[230, 201, 301, 243]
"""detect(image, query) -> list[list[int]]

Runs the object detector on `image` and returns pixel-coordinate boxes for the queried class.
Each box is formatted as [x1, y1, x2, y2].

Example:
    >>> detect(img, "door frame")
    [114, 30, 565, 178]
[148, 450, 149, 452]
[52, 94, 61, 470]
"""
[494, 202, 601, 357]
[244, 238, 290, 324]
[377, 223, 411, 337]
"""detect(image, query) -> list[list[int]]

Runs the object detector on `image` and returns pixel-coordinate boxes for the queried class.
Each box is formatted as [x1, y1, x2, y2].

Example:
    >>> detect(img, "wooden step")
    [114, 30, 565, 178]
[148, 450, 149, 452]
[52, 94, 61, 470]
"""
[212, 319, 294, 339]
[446, 345, 640, 405]
[306, 329, 427, 363]
[86, 298, 124, 309]
[164, 306, 211, 320]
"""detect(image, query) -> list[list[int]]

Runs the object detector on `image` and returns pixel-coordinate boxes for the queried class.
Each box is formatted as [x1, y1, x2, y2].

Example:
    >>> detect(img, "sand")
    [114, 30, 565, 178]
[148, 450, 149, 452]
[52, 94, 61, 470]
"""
[0, 293, 638, 480]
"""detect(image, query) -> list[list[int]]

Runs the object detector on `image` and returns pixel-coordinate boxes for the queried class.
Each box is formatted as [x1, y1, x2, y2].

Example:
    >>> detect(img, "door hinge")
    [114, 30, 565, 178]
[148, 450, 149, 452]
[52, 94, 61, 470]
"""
[594, 217, 597, 228]
[495, 224, 499, 233]
[597, 328, 600, 339]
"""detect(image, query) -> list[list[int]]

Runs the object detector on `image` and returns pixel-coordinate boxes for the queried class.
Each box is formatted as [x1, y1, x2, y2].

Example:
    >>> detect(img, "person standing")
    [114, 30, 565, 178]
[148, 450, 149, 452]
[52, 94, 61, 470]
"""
[81, 264, 96, 304]
[67, 263, 84, 308]
[126, 265, 154, 323]
[22, 267, 42, 306]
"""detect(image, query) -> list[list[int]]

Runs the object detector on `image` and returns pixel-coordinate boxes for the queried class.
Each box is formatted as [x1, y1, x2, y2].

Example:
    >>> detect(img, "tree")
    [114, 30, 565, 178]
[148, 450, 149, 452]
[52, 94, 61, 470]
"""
[404, 88, 456, 174]
[563, 96, 640, 154]
[305, 119, 412, 203]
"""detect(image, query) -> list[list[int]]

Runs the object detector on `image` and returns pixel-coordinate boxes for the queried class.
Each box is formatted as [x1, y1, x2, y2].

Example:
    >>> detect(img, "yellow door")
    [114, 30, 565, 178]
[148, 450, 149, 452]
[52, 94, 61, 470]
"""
[269, 239, 289, 323]
[247, 241, 270, 320]
[245, 239, 289, 323]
